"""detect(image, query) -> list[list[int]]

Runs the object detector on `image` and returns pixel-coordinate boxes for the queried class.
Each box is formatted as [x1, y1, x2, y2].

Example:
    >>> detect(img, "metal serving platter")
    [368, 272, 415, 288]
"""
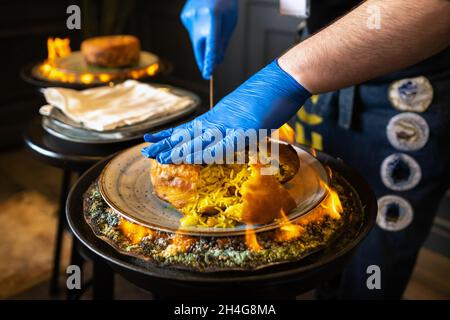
[98, 142, 330, 237]
[32, 51, 159, 85]
[41, 84, 200, 144]
[66, 149, 376, 297]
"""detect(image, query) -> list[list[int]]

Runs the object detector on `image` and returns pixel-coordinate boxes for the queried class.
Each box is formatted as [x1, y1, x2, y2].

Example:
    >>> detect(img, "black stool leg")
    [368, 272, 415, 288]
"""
[93, 261, 115, 300]
[67, 237, 84, 300]
[50, 169, 71, 296]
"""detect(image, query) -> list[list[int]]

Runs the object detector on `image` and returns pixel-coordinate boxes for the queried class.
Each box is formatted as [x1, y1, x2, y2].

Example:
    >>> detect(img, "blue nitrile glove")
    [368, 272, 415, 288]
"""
[142, 60, 311, 164]
[181, 0, 238, 80]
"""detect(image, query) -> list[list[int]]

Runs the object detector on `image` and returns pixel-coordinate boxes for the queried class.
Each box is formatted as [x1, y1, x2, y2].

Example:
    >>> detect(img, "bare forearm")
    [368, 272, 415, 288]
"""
[279, 0, 450, 94]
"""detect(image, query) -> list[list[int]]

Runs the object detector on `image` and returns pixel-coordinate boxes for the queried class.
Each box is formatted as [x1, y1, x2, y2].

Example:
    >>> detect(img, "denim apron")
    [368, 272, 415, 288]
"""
[291, 46, 450, 299]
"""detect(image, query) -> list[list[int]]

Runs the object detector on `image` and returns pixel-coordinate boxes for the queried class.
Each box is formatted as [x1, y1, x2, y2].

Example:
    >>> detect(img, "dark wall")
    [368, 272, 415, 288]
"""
[215, 0, 302, 98]
[0, 0, 81, 148]
[0, 0, 202, 149]
[0, 0, 302, 149]
[77, 0, 209, 96]
[128, 0, 209, 97]
[128, 0, 303, 103]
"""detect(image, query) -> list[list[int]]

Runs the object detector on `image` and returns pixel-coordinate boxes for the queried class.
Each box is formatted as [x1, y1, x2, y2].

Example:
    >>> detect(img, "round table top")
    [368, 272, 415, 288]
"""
[23, 112, 201, 172]
[66, 147, 377, 299]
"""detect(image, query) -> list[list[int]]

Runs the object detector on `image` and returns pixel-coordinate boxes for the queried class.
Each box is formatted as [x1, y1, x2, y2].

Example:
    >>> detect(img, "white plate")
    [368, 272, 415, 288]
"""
[99, 142, 329, 236]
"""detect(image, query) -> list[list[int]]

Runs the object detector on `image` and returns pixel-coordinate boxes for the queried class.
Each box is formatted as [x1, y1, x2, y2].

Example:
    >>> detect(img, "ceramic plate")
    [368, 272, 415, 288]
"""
[98, 142, 330, 236]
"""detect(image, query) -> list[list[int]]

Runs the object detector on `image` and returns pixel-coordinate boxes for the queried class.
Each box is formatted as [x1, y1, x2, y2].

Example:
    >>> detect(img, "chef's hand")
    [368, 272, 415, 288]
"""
[181, 0, 238, 80]
[142, 60, 311, 164]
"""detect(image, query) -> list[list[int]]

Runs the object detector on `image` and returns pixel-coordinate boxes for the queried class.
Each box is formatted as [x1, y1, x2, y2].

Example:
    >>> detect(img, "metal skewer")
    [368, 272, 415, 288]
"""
[209, 75, 214, 109]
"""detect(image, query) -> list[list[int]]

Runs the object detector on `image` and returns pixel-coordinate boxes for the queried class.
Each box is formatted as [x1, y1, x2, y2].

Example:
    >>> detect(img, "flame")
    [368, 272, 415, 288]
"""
[129, 69, 145, 79]
[311, 147, 317, 158]
[146, 63, 159, 76]
[80, 73, 94, 84]
[39, 64, 76, 83]
[273, 179, 342, 243]
[274, 209, 304, 242]
[162, 232, 195, 257]
[47, 38, 71, 62]
[39, 38, 75, 83]
[274, 123, 295, 144]
[38, 37, 160, 84]
[40, 63, 52, 73]
[245, 226, 261, 251]
[119, 219, 154, 244]
[320, 180, 343, 219]
[119, 218, 196, 257]
[99, 73, 112, 82]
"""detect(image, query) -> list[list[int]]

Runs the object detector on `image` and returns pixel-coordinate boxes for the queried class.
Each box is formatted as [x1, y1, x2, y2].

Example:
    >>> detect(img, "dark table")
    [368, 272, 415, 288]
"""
[23, 112, 201, 299]
[66, 147, 377, 300]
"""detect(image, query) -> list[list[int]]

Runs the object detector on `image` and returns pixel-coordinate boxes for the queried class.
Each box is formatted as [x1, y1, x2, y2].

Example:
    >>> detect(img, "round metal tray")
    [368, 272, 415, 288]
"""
[41, 84, 200, 144]
[21, 60, 174, 90]
[32, 51, 159, 85]
[66, 148, 377, 298]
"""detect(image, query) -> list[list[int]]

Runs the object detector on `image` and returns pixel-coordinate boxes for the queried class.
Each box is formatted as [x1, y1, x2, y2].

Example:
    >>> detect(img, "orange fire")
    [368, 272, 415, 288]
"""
[274, 209, 305, 242]
[47, 37, 71, 62]
[119, 219, 154, 244]
[39, 37, 75, 83]
[99, 73, 112, 82]
[119, 218, 196, 257]
[38, 37, 159, 84]
[245, 226, 261, 252]
[247, 123, 343, 247]
[274, 123, 295, 144]
[320, 180, 343, 219]
[146, 63, 159, 76]
[162, 232, 196, 257]
[272, 181, 342, 244]
[80, 73, 94, 84]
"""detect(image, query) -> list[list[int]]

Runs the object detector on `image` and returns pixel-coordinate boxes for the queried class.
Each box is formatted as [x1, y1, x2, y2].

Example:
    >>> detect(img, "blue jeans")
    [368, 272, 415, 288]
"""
[292, 49, 450, 299]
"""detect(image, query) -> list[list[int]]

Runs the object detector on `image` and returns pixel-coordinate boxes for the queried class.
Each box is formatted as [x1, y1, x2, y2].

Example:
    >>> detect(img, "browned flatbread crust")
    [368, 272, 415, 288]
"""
[149, 161, 200, 208]
[81, 35, 140, 68]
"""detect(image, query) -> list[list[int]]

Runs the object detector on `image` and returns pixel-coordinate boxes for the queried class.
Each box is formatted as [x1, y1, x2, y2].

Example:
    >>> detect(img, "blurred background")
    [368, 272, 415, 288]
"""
[0, 0, 448, 299]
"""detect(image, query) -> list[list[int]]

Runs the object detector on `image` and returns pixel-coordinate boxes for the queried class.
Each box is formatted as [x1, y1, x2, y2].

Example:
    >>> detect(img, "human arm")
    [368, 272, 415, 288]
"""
[143, 0, 450, 163]
[279, 0, 450, 93]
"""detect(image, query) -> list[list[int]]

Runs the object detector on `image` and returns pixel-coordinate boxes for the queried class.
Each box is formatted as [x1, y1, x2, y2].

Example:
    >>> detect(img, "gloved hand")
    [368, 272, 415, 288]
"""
[181, 0, 238, 79]
[142, 60, 311, 164]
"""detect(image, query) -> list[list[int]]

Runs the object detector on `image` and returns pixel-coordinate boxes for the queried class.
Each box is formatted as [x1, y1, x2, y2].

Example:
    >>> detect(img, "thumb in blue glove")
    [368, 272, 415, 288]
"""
[142, 59, 311, 164]
[181, 0, 238, 79]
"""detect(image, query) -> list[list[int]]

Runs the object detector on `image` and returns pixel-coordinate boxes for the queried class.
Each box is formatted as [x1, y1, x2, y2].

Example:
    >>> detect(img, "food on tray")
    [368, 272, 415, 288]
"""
[81, 35, 140, 68]
[149, 142, 300, 227]
[83, 171, 357, 271]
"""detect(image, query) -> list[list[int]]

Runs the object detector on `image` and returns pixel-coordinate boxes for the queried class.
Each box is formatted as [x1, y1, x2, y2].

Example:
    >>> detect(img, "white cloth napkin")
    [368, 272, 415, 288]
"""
[40, 80, 194, 131]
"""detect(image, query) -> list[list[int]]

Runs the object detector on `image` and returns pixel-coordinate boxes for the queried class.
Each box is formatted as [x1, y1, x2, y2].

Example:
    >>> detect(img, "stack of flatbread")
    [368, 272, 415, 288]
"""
[40, 80, 193, 131]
